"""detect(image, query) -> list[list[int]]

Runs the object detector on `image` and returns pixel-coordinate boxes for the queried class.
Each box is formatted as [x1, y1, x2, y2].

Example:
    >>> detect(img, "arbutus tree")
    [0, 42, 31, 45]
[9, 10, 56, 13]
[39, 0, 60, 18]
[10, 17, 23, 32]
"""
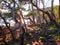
[59, 0, 60, 19]
[0, 0, 26, 45]
[30, 0, 59, 29]
[0, 0, 60, 45]
[51, 0, 56, 20]
[41, 0, 48, 24]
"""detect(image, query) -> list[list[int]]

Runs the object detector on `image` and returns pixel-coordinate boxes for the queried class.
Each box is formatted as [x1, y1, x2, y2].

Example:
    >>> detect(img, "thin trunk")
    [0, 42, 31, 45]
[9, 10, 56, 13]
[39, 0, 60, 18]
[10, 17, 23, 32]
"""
[42, 0, 48, 24]
[51, 0, 53, 13]
[1, 17, 16, 42]
[30, 0, 35, 25]
[20, 26, 25, 45]
[13, 0, 15, 20]
[16, 11, 25, 45]
[51, 0, 55, 19]
[38, 0, 41, 24]
[31, 0, 35, 24]
[19, 10, 27, 30]
[0, 0, 16, 42]
[30, 0, 59, 28]
[13, 0, 17, 22]
[29, 1, 30, 10]
[16, 2, 27, 45]
[59, 0, 60, 19]
[33, 15, 35, 24]
[18, 10, 26, 45]
[36, 0, 41, 24]
[43, 0, 45, 23]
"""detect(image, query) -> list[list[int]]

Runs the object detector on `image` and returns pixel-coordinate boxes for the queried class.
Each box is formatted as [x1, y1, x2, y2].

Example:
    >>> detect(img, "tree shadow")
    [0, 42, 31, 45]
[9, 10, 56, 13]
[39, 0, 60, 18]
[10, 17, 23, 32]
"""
[32, 31, 57, 45]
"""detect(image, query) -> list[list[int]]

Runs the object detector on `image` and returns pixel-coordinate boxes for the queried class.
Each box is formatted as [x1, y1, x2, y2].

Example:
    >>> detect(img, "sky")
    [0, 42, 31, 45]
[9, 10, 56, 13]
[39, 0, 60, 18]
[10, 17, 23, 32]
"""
[13, 0, 59, 6]
[54, 0, 59, 5]
[44, 0, 59, 7]
[2, 0, 59, 10]
[21, 0, 59, 10]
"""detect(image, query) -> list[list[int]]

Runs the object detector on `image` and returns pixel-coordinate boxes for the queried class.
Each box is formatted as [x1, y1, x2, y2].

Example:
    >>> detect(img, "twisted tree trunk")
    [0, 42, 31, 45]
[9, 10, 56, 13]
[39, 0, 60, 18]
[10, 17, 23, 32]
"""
[30, 0, 59, 28]
[51, 0, 56, 19]
[59, 0, 60, 19]
[42, 0, 48, 24]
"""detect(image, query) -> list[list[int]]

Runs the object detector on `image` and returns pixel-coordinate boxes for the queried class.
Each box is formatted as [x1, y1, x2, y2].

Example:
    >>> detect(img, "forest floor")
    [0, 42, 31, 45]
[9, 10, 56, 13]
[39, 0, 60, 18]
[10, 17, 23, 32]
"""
[0, 23, 60, 45]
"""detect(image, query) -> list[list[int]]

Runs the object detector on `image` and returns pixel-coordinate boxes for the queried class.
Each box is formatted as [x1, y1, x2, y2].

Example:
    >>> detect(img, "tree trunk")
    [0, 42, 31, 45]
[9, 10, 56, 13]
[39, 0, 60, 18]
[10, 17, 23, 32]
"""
[42, 0, 48, 24]
[30, 0, 59, 28]
[1, 16, 16, 41]
[12, 0, 17, 22]
[51, 0, 56, 19]
[59, 0, 60, 19]
[30, 0, 35, 25]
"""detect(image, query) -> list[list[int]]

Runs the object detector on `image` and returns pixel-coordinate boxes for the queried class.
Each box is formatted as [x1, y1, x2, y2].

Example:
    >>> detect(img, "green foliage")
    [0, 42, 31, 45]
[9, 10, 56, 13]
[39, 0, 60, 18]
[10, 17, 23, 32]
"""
[53, 29, 60, 41]
[49, 26, 57, 30]
[9, 0, 13, 3]
[17, 6, 25, 10]
[32, 26, 40, 30]
[25, 32, 31, 38]
[40, 37, 46, 42]
[53, 6, 59, 15]
[57, 19, 60, 25]
[27, 11, 37, 16]
[4, 13, 12, 18]
[46, 5, 59, 16]
[48, 21, 60, 41]
[39, 12, 43, 15]
[48, 22, 57, 30]
[7, 40, 13, 45]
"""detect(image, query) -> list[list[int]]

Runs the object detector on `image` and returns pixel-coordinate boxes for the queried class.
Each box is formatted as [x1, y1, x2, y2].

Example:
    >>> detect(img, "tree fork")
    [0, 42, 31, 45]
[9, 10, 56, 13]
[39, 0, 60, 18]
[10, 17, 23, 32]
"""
[30, 0, 59, 28]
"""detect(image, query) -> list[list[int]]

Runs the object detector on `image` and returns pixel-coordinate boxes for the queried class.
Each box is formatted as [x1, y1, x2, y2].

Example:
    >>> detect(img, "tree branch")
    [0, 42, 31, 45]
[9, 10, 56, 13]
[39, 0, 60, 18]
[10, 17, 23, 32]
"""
[30, 0, 59, 28]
